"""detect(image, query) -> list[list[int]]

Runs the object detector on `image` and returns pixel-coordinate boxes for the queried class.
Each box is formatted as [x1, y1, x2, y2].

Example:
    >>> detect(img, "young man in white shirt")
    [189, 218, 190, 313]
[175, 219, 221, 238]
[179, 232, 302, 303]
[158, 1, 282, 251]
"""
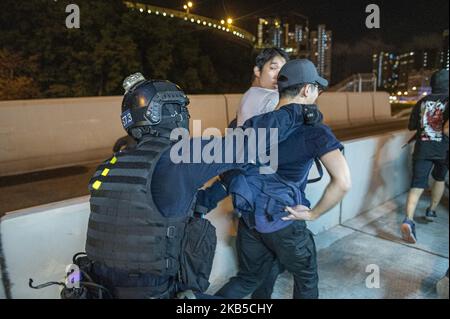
[236, 48, 289, 126]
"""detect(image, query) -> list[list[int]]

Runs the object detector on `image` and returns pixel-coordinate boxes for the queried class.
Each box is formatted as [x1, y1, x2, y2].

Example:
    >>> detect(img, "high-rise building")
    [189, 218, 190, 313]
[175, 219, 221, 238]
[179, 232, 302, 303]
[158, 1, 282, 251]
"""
[310, 25, 332, 82]
[398, 49, 441, 93]
[255, 14, 310, 58]
[372, 52, 399, 92]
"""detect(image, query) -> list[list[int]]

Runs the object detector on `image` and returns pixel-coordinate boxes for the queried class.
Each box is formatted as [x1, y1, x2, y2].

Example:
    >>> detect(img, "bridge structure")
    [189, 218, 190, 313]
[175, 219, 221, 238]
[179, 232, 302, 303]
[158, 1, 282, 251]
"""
[123, 1, 256, 46]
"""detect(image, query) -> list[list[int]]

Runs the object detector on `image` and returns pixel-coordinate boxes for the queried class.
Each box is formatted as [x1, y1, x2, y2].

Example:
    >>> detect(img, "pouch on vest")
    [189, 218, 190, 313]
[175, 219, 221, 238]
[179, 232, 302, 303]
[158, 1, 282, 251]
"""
[179, 217, 217, 292]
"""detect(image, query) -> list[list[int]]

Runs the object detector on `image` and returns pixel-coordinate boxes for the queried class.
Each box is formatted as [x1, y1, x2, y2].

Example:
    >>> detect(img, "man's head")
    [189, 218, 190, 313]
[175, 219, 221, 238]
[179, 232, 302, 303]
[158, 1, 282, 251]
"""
[277, 59, 328, 104]
[121, 73, 190, 140]
[253, 48, 289, 90]
[430, 69, 449, 95]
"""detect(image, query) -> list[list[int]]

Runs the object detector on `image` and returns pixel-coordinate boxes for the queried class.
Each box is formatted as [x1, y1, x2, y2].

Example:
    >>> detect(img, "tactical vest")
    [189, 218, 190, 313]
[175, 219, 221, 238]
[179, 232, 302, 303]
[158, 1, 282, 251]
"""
[85, 136, 188, 277]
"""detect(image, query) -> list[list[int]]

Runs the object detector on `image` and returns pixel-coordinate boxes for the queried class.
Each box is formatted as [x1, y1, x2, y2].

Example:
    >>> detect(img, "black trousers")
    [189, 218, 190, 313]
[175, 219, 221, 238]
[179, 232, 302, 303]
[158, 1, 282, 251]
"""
[215, 219, 318, 299]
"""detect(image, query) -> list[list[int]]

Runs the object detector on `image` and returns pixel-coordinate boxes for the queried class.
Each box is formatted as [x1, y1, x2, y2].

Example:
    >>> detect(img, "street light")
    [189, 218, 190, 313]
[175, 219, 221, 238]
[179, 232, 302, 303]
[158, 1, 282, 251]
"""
[220, 19, 225, 25]
[184, 1, 193, 14]
[227, 18, 233, 25]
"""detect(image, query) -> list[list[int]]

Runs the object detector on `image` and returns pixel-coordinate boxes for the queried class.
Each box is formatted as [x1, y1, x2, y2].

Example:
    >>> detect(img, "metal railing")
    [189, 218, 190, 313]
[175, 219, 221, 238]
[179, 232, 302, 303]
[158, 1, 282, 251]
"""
[330, 73, 377, 92]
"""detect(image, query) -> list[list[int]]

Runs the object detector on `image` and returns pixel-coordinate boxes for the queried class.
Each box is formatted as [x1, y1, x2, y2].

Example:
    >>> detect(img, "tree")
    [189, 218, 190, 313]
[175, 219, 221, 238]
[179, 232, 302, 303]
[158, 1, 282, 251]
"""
[0, 49, 40, 100]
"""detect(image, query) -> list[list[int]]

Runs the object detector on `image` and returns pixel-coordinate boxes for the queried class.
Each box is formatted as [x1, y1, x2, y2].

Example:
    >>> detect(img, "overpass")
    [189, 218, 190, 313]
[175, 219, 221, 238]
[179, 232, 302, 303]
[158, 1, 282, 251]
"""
[123, 1, 256, 46]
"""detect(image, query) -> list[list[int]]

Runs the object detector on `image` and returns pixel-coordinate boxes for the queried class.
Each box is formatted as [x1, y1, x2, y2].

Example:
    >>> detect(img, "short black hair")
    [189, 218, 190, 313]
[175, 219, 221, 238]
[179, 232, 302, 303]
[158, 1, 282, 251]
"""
[279, 83, 306, 99]
[255, 48, 289, 70]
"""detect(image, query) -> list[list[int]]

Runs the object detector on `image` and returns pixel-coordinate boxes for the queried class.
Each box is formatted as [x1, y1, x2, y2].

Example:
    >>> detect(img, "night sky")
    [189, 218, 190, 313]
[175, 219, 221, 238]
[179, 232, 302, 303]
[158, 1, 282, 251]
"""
[146, 0, 449, 45]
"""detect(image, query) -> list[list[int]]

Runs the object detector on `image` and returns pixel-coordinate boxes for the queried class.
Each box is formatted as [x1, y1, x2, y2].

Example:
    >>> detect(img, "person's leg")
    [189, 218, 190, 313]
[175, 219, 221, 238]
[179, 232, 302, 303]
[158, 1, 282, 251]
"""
[405, 188, 425, 220]
[402, 159, 432, 243]
[251, 260, 284, 299]
[215, 220, 276, 298]
[406, 159, 433, 218]
[426, 159, 449, 219]
[262, 222, 319, 299]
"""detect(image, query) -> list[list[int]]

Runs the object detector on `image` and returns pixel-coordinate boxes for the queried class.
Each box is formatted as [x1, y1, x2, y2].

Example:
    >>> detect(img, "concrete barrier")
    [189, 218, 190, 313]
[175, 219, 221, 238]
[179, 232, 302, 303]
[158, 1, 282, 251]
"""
[317, 93, 350, 126]
[340, 130, 412, 222]
[224, 94, 243, 126]
[0, 95, 229, 176]
[346, 92, 375, 124]
[0, 93, 392, 176]
[0, 197, 90, 299]
[0, 97, 123, 176]
[188, 95, 228, 136]
[372, 92, 392, 121]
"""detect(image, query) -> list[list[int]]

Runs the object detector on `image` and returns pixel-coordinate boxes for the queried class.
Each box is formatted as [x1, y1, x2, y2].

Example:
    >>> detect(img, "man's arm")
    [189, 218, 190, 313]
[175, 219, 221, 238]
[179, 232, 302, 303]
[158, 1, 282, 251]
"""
[194, 170, 241, 214]
[408, 101, 421, 131]
[283, 149, 351, 221]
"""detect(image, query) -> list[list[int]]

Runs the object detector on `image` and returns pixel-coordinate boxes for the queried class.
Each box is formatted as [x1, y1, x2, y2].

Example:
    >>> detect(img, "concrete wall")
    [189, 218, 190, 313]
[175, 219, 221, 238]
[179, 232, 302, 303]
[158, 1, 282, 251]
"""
[0, 129, 413, 298]
[0, 198, 90, 299]
[317, 93, 349, 126]
[347, 92, 375, 124]
[0, 92, 392, 176]
[340, 131, 412, 222]
[372, 92, 392, 121]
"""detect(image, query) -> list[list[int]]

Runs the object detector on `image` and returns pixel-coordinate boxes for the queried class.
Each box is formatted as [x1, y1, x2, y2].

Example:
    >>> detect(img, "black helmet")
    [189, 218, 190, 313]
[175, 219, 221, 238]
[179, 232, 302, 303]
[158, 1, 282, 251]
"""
[121, 73, 190, 139]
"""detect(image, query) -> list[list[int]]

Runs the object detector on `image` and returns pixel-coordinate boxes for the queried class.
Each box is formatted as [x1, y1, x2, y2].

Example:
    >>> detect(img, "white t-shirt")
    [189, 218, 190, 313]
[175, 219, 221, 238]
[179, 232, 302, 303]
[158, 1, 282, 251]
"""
[236, 87, 279, 127]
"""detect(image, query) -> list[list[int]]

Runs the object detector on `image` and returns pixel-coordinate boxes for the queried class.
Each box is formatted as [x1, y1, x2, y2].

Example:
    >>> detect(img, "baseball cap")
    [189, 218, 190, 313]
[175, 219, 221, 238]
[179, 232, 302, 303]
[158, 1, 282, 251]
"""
[277, 59, 329, 92]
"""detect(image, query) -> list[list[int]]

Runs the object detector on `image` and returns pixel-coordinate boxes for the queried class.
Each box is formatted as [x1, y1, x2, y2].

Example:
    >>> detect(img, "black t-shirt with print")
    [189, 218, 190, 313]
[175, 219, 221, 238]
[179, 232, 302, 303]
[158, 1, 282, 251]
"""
[409, 94, 449, 159]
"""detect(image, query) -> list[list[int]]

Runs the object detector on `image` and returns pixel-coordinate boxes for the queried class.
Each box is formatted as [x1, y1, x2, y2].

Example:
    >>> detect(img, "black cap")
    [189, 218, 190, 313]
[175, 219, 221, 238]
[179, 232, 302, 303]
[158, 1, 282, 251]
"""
[277, 59, 328, 92]
[430, 69, 449, 94]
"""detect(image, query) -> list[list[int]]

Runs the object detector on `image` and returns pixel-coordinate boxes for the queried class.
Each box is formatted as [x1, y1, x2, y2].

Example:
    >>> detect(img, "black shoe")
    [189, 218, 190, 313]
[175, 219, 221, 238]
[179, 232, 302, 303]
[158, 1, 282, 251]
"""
[401, 218, 417, 244]
[425, 207, 437, 221]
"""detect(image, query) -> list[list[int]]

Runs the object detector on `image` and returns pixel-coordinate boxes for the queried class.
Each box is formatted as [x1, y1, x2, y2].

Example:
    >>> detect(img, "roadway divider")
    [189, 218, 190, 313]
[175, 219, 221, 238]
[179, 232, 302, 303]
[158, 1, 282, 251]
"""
[188, 95, 228, 136]
[372, 91, 392, 121]
[224, 94, 242, 126]
[347, 92, 375, 124]
[0, 92, 393, 176]
[317, 92, 350, 126]
[340, 130, 412, 222]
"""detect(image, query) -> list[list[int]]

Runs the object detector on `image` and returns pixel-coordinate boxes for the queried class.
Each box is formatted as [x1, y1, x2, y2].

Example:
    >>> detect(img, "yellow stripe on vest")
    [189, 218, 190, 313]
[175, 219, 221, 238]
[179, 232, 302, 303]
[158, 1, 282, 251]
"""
[92, 180, 102, 190]
[110, 157, 117, 164]
[101, 168, 110, 176]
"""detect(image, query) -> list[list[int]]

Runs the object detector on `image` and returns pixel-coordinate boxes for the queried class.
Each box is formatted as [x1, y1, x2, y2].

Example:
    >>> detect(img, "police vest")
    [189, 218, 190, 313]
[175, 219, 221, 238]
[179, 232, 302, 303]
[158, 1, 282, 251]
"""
[85, 136, 188, 277]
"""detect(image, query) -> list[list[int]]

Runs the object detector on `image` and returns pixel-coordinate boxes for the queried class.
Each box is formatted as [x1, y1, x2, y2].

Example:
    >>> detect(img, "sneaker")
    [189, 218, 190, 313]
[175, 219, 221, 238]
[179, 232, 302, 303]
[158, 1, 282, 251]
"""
[425, 207, 437, 221]
[401, 218, 417, 244]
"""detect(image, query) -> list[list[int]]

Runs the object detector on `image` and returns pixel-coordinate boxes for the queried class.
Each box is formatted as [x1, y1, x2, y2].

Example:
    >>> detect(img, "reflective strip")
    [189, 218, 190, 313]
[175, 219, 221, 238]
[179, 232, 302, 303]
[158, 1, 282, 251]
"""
[101, 168, 110, 176]
[102, 175, 147, 185]
[110, 157, 117, 164]
[97, 162, 152, 170]
[92, 180, 102, 190]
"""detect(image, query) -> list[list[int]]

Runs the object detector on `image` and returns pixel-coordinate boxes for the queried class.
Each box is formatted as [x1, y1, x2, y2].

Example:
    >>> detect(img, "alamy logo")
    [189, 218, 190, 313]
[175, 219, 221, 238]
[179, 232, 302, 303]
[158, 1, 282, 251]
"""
[169, 120, 279, 174]
[66, 4, 80, 29]
[365, 4, 380, 29]
[365, 264, 380, 288]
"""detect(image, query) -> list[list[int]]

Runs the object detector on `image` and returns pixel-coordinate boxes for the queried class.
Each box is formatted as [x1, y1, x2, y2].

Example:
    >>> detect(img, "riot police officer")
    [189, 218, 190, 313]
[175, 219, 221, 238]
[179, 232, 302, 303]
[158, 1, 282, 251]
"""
[84, 73, 294, 299]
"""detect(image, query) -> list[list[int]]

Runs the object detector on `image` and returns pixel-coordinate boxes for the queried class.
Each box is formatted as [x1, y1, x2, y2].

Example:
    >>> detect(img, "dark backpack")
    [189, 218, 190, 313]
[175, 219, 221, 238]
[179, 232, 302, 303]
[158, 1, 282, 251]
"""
[178, 216, 217, 293]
